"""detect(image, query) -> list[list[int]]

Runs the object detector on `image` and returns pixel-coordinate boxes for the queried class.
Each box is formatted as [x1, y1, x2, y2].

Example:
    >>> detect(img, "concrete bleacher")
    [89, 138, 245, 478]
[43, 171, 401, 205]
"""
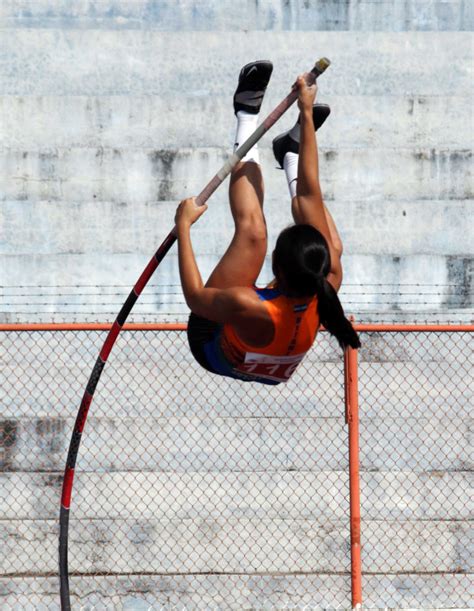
[0, 0, 472, 322]
[0, 1, 472, 609]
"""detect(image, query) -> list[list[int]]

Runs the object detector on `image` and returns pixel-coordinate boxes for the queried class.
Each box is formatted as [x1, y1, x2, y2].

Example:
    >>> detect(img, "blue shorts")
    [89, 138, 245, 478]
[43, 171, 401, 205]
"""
[187, 313, 279, 385]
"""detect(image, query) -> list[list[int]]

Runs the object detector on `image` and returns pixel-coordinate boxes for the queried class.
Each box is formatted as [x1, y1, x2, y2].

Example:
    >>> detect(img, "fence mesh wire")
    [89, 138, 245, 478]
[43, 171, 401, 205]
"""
[357, 330, 473, 609]
[1, 327, 472, 609]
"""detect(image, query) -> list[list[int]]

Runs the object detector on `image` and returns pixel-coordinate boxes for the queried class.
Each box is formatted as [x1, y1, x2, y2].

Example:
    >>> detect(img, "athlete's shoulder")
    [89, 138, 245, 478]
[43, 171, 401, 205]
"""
[222, 286, 266, 310]
[222, 286, 274, 346]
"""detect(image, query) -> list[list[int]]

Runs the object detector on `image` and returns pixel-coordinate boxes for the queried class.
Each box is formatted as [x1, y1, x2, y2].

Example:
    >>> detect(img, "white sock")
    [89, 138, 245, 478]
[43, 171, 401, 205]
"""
[283, 151, 299, 199]
[234, 110, 259, 164]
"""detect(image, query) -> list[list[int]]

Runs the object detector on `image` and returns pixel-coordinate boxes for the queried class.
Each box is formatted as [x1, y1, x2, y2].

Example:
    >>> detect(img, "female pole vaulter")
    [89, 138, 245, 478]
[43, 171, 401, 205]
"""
[175, 61, 360, 386]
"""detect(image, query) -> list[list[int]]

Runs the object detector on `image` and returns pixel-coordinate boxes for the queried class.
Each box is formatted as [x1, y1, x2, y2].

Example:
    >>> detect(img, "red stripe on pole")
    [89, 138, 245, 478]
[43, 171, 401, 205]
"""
[344, 350, 349, 425]
[77, 393, 93, 433]
[61, 467, 75, 509]
[99, 321, 122, 361]
[134, 259, 160, 295]
[134, 232, 176, 296]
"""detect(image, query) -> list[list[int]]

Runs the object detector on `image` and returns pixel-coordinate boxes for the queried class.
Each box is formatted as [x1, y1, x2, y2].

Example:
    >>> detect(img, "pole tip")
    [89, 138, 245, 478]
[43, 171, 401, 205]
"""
[315, 57, 331, 73]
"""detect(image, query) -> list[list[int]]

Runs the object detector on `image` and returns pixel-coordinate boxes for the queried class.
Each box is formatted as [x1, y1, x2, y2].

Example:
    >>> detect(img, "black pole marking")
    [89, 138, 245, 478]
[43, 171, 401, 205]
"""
[59, 505, 71, 611]
[85, 357, 105, 396]
[116, 291, 138, 327]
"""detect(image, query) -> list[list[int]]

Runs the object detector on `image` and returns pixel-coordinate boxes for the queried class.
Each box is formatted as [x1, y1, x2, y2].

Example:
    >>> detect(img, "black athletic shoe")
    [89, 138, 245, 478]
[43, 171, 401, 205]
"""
[233, 60, 273, 115]
[272, 103, 331, 168]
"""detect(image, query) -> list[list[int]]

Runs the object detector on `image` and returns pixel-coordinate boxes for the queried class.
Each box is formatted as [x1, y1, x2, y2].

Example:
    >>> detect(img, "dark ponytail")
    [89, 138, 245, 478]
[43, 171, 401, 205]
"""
[314, 273, 361, 350]
[273, 224, 361, 350]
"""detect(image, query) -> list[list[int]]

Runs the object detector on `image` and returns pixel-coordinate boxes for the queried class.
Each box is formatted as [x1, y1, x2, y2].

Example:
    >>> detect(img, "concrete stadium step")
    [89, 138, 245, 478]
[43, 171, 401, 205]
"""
[1, 0, 471, 31]
[1, 94, 471, 150]
[0, 31, 471, 97]
[1, 330, 471, 417]
[2, 470, 470, 521]
[2, 199, 472, 256]
[0, 574, 470, 610]
[2, 517, 471, 574]
[1, 147, 471, 202]
[0, 362, 347, 420]
[1, 416, 469, 473]
[1, 252, 471, 316]
[1, 359, 470, 420]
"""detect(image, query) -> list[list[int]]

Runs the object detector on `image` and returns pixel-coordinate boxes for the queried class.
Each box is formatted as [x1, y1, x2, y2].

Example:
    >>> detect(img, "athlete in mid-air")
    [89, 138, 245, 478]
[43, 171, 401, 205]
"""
[175, 60, 360, 385]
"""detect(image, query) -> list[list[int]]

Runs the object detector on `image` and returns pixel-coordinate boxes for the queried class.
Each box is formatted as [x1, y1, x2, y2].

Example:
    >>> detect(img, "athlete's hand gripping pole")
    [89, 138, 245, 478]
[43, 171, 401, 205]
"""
[192, 57, 330, 210]
[58, 57, 330, 611]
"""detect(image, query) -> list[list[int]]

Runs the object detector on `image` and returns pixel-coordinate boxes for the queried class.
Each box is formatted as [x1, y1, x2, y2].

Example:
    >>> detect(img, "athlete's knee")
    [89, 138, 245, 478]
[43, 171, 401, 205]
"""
[333, 236, 343, 258]
[236, 214, 267, 245]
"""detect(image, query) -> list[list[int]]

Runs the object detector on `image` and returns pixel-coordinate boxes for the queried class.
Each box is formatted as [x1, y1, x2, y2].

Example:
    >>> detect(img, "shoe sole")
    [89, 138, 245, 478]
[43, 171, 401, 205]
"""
[234, 60, 273, 114]
[272, 103, 331, 167]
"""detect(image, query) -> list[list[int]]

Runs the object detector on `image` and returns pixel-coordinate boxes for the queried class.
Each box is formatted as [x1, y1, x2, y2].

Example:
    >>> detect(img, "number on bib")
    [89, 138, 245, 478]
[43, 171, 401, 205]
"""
[235, 352, 306, 383]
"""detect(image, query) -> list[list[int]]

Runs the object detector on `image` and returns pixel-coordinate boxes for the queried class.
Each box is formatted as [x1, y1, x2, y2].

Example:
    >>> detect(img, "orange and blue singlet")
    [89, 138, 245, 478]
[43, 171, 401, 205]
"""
[187, 287, 320, 385]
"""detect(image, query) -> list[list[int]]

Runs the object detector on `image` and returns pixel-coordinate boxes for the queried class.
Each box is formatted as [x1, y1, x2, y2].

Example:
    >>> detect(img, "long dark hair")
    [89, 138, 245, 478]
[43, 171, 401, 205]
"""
[272, 224, 361, 350]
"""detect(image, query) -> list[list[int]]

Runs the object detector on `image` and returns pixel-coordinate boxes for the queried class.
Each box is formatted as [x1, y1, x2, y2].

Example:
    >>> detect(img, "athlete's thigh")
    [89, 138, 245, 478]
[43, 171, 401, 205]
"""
[205, 230, 267, 289]
[207, 162, 267, 289]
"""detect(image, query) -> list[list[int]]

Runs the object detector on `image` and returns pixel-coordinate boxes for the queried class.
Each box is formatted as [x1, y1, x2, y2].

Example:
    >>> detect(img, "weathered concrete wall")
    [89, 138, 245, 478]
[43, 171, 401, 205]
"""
[0, 2, 473, 322]
[0, 0, 472, 31]
[0, 2, 473, 609]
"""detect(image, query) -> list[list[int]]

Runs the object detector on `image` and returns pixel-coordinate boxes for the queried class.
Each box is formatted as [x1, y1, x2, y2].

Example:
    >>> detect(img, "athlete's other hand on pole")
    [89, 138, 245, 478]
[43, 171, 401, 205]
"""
[175, 197, 208, 228]
[295, 74, 317, 112]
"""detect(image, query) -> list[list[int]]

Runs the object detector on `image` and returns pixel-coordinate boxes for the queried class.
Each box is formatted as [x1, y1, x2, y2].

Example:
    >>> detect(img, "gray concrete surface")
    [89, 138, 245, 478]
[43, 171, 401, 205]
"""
[3, 470, 471, 521]
[2, 517, 471, 574]
[1, 2, 473, 609]
[1, 25, 472, 322]
[0, 574, 472, 610]
[0, 0, 472, 31]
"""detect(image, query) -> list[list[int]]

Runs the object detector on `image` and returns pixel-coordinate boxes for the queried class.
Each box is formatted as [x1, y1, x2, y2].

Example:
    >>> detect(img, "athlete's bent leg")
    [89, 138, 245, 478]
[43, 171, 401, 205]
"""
[205, 160, 267, 289]
[205, 60, 273, 290]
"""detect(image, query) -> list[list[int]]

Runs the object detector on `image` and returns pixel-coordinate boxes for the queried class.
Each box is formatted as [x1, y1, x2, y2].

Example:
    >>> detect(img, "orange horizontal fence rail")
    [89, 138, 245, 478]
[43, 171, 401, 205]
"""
[0, 322, 472, 332]
[0, 322, 188, 331]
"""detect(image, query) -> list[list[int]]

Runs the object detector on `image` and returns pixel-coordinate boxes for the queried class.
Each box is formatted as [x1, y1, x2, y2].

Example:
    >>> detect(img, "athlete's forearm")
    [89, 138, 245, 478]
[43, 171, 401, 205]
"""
[296, 110, 332, 241]
[294, 108, 342, 286]
[297, 108, 320, 196]
[177, 224, 205, 308]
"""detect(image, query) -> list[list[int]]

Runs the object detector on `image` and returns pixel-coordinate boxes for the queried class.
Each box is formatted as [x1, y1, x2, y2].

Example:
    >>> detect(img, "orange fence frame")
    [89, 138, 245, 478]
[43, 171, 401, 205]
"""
[1, 322, 472, 333]
[345, 346, 362, 610]
[1, 321, 472, 609]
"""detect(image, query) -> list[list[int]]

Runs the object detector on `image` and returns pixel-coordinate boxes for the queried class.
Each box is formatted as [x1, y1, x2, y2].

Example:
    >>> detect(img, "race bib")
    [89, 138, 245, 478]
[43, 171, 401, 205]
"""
[235, 352, 306, 383]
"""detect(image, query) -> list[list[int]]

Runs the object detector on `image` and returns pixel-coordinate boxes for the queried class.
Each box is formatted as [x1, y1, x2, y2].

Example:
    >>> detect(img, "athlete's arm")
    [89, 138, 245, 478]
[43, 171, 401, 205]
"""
[293, 75, 343, 292]
[175, 198, 266, 325]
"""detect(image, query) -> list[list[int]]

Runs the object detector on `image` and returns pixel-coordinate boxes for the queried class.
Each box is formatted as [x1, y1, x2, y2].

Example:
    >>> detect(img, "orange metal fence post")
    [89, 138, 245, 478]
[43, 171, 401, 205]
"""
[345, 346, 362, 610]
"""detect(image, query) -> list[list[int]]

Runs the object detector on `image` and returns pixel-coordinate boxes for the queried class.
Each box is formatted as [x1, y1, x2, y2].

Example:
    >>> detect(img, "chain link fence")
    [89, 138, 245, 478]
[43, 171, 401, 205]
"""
[357, 329, 473, 609]
[1, 325, 472, 609]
